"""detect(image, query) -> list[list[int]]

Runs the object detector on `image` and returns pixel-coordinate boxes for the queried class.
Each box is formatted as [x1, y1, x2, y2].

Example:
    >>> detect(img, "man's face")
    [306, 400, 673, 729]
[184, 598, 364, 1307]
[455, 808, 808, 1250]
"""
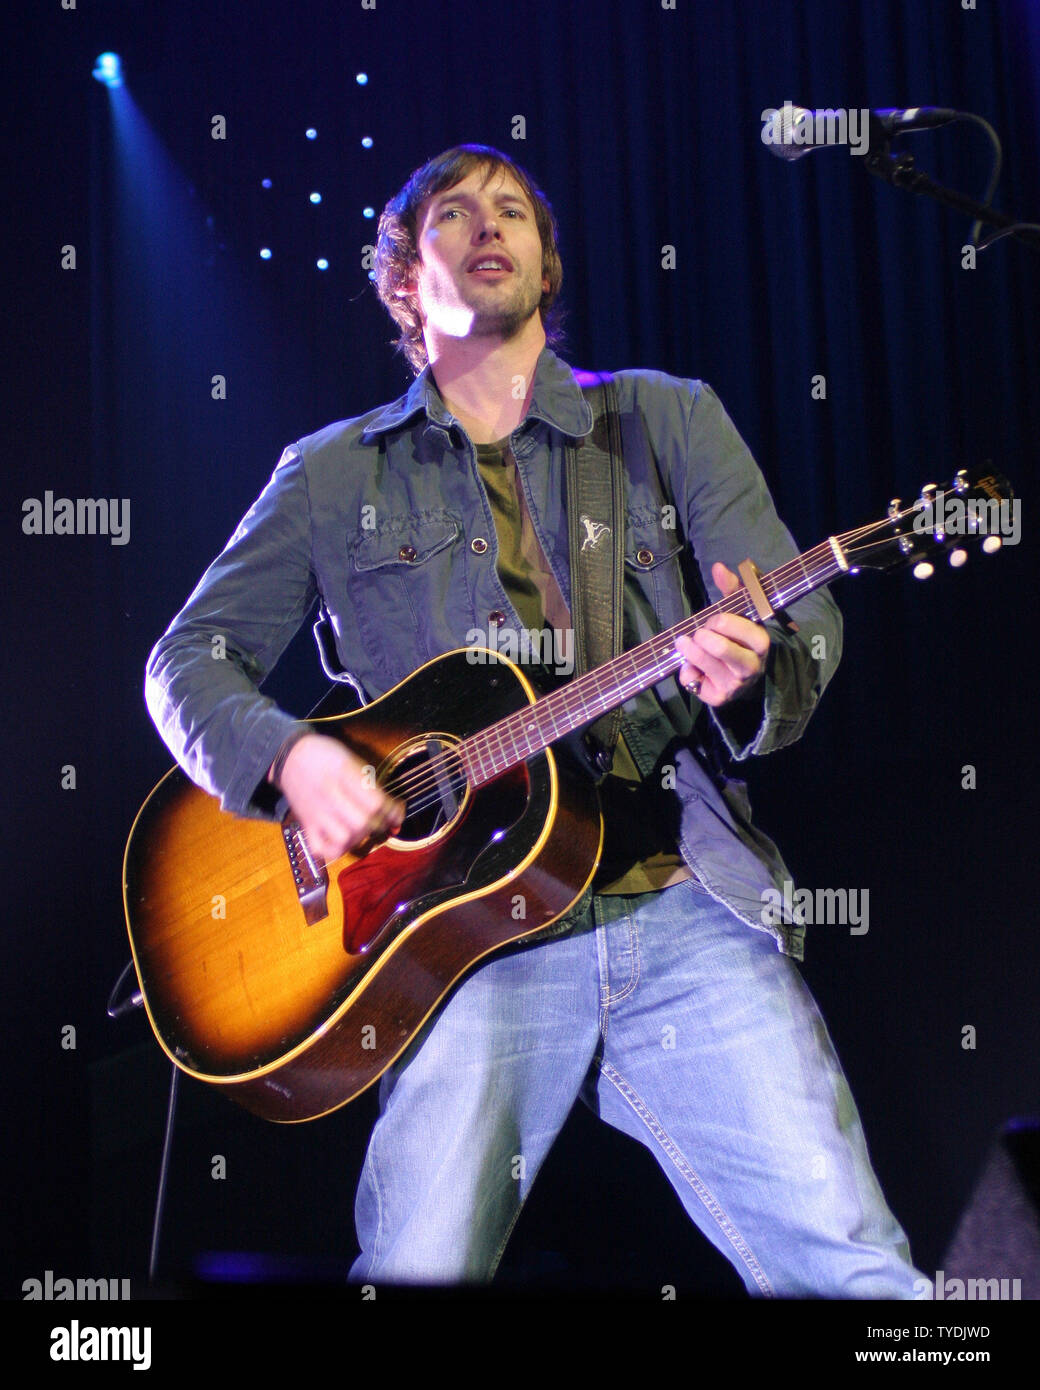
[408, 166, 550, 346]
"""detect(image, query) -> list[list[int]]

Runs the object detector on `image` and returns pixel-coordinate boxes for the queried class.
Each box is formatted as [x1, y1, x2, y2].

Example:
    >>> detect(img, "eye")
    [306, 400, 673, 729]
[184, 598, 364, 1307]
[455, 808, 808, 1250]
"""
[438, 207, 463, 220]
[501, 207, 524, 218]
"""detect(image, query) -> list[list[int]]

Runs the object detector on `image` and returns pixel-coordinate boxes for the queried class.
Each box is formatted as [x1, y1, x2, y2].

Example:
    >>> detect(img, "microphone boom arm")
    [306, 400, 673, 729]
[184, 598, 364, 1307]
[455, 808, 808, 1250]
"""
[863, 114, 1040, 254]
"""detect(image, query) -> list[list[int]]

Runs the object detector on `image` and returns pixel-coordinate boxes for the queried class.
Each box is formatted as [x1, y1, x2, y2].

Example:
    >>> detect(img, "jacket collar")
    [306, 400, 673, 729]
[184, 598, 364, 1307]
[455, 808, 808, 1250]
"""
[360, 346, 595, 441]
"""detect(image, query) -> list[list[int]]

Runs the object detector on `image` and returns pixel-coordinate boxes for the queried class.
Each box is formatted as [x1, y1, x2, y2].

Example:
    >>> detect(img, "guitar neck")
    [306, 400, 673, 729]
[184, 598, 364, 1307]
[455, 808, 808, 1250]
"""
[460, 536, 848, 785]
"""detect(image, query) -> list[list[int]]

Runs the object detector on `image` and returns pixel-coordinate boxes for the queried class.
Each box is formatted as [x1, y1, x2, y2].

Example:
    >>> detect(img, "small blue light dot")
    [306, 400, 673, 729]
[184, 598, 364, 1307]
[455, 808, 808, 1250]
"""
[367, 270, 376, 281]
[363, 206, 375, 219]
[261, 178, 272, 189]
[356, 73, 368, 85]
[259, 247, 272, 260]
[361, 136, 373, 149]
[309, 192, 322, 204]
[305, 127, 317, 140]
[316, 258, 329, 271]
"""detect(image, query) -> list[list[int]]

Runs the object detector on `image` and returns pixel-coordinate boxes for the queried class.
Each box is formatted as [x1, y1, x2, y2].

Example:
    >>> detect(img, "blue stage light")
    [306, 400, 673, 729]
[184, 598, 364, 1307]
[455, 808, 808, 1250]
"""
[261, 178, 272, 189]
[259, 247, 272, 260]
[356, 73, 368, 85]
[93, 52, 124, 89]
[316, 258, 329, 271]
[363, 206, 375, 219]
[309, 192, 322, 204]
[305, 128, 317, 140]
[362, 136, 373, 148]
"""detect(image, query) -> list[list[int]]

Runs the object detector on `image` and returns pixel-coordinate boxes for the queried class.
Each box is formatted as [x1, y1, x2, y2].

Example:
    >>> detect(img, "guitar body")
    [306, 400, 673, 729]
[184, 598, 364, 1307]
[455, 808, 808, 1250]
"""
[124, 649, 602, 1122]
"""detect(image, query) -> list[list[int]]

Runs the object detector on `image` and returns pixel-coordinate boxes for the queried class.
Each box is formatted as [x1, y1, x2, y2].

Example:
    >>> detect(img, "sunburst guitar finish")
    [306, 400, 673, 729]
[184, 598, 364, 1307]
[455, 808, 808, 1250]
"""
[124, 650, 602, 1122]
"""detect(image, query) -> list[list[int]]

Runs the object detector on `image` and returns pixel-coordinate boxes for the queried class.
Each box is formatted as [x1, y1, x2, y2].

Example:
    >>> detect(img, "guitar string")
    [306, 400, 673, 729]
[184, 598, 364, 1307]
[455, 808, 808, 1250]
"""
[295, 504, 971, 853]
[372, 514, 899, 803]
[351, 510, 941, 811]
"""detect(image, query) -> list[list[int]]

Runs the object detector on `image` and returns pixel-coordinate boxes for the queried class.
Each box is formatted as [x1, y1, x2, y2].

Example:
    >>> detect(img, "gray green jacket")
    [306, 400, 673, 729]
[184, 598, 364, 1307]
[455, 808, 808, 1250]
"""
[145, 348, 842, 956]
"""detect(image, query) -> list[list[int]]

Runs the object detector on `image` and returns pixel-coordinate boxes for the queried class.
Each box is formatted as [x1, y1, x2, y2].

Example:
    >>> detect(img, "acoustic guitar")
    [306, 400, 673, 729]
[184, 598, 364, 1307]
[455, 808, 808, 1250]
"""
[123, 470, 1011, 1121]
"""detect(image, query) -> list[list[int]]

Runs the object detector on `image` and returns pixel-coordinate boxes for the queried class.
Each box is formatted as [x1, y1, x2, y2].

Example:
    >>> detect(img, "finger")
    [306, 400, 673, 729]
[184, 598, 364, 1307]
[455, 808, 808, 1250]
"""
[309, 826, 349, 860]
[691, 628, 757, 681]
[372, 801, 405, 836]
[695, 629, 769, 684]
[702, 610, 771, 659]
[678, 662, 705, 694]
[674, 636, 704, 688]
[685, 638, 738, 696]
[712, 561, 741, 597]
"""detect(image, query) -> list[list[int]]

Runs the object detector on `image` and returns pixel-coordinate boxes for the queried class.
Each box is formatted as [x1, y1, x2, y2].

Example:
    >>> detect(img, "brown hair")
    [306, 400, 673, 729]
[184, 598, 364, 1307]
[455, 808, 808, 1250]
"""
[374, 144, 565, 373]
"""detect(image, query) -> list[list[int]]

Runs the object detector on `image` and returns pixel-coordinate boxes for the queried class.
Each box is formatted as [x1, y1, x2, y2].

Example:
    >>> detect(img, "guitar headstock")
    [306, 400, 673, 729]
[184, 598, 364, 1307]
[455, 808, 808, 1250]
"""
[839, 469, 1016, 578]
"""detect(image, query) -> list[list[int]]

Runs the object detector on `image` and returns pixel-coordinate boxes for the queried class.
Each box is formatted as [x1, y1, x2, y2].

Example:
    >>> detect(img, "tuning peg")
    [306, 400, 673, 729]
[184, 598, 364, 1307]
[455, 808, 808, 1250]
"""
[982, 536, 1002, 554]
[953, 470, 969, 494]
[920, 483, 938, 501]
[949, 548, 968, 568]
[888, 497, 901, 519]
[912, 561, 934, 580]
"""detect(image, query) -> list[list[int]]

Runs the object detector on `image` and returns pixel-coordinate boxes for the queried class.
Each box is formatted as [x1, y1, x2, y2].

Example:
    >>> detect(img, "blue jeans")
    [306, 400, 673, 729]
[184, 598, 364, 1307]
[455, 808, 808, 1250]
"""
[350, 880, 927, 1295]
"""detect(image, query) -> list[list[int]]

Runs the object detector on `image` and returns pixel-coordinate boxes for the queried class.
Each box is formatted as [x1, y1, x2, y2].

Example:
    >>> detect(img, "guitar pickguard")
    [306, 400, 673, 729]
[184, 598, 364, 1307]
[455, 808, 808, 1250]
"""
[335, 758, 532, 956]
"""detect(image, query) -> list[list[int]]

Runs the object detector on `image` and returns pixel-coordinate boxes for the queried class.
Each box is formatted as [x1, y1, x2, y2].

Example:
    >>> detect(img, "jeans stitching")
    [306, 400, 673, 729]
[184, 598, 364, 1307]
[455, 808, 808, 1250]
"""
[604, 912, 641, 1007]
[596, 1057, 775, 1296]
[596, 902, 642, 1036]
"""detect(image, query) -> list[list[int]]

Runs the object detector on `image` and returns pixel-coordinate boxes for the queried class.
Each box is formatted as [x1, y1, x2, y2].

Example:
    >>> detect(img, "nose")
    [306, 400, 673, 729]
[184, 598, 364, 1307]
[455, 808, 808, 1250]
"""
[476, 211, 503, 241]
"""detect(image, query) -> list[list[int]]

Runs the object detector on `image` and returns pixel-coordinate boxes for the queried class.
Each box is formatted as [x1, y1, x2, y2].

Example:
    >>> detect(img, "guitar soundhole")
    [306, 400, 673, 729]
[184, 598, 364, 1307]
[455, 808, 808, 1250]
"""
[380, 734, 470, 846]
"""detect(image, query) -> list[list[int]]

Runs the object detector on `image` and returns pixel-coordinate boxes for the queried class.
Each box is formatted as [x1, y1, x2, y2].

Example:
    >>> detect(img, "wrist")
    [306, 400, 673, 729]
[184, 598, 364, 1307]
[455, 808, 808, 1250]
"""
[267, 727, 312, 789]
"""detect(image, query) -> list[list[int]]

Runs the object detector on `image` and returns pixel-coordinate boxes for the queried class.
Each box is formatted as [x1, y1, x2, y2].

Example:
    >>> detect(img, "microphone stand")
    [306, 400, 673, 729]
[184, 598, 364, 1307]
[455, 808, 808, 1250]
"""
[863, 114, 1040, 253]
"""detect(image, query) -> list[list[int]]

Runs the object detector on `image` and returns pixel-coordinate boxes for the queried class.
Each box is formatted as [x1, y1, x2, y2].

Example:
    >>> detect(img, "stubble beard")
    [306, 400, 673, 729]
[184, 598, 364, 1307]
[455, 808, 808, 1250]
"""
[464, 274, 544, 342]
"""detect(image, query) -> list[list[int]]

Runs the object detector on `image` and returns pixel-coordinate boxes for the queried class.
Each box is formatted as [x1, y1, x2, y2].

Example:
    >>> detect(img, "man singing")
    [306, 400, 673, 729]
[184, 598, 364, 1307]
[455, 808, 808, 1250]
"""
[146, 144, 925, 1295]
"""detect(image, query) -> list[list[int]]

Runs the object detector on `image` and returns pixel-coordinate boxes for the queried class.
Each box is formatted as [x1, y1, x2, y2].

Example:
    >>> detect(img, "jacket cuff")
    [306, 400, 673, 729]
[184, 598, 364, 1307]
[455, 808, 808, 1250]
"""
[221, 713, 312, 818]
[709, 627, 823, 760]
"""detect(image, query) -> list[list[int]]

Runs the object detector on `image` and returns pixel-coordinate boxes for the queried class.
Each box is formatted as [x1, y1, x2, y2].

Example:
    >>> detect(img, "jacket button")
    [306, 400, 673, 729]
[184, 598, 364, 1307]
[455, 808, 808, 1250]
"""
[488, 610, 506, 627]
[398, 544, 417, 563]
[471, 537, 489, 554]
[636, 548, 654, 566]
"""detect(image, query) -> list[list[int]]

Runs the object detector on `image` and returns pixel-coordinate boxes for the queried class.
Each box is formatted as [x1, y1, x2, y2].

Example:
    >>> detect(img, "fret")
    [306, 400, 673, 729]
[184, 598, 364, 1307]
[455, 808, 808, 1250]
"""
[488, 721, 510, 774]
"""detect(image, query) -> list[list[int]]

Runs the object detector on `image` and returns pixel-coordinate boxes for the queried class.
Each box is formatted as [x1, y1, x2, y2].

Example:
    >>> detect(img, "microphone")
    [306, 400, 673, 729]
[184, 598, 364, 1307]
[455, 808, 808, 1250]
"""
[762, 103, 958, 160]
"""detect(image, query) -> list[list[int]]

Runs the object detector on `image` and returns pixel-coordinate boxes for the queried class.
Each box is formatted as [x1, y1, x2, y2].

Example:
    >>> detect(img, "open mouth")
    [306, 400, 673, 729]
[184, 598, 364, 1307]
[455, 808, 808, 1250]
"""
[467, 256, 513, 275]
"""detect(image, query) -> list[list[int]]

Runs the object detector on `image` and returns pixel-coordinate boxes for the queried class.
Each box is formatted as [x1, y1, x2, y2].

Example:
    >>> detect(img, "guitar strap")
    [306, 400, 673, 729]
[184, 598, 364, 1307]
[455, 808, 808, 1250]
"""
[567, 371, 626, 778]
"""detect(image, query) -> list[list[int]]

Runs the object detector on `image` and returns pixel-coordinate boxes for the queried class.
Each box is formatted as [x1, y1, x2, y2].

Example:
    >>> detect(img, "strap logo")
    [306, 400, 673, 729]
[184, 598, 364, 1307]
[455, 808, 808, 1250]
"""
[580, 516, 611, 551]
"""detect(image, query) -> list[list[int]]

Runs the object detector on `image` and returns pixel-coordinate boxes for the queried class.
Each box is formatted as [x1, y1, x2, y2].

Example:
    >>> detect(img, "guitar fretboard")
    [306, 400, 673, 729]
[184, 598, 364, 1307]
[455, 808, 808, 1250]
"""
[458, 538, 846, 785]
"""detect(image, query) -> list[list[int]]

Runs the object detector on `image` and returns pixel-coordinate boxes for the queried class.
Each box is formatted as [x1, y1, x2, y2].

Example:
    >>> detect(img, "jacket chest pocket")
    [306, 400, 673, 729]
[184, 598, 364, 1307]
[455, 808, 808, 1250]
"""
[624, 510, 690, 624]
[349, 512, 462, 676]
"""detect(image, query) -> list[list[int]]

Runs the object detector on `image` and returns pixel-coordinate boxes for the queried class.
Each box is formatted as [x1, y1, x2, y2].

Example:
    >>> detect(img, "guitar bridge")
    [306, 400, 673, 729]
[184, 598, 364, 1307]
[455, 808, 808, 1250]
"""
[282, 820, 329, 925]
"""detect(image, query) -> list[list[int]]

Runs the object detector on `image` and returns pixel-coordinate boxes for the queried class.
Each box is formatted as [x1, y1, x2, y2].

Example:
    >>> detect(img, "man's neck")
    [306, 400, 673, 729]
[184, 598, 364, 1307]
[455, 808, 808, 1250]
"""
[426, 322, 546, 445]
